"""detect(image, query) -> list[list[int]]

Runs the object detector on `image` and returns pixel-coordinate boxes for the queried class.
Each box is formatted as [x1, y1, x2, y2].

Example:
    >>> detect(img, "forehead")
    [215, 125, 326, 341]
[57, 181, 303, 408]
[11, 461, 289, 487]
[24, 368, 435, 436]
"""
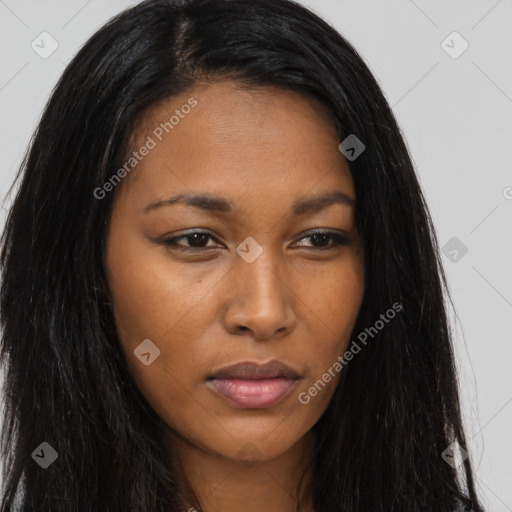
[117, 81, 355, 211]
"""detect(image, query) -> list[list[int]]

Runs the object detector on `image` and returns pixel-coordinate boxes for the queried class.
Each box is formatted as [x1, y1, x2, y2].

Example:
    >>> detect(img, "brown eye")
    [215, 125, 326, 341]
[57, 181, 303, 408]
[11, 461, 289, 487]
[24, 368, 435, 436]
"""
[161, 231, 221, 250]
[294, 230, 351, 250]
[159, 229, 350, 253]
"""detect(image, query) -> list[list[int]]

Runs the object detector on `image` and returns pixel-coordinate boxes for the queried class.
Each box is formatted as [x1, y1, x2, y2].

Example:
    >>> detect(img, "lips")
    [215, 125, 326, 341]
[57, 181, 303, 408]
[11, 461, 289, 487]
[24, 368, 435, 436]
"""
[208, 360, 300, 380]
[206, 360, 301, 409]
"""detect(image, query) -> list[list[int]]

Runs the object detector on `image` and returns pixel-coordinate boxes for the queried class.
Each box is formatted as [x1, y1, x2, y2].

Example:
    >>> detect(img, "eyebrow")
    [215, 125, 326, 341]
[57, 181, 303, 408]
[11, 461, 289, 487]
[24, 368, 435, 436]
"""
[143, 190, 355, 215]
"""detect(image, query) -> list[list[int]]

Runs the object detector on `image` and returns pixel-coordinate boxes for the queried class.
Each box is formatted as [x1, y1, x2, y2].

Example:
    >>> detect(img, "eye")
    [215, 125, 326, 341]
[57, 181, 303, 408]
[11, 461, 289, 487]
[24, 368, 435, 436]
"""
[161, 230, 221, 250]
[293, 229, 351, 250]
[159, 229, 351, 252]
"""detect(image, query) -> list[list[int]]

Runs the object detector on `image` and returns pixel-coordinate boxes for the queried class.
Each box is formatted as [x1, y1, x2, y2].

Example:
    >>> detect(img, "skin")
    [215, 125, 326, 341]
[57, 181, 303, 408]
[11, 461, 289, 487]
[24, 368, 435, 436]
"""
[105, 81, 365, 512]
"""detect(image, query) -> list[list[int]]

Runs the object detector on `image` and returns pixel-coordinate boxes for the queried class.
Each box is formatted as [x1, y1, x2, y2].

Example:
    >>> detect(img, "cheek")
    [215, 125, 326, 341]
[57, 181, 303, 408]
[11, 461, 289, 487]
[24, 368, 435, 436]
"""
[106, 257, 210, 435]
[288, 262, 365, 404]
[104, 242, 223, 424]
[293, 260, 364, 347]
[105, 240, 215, 347]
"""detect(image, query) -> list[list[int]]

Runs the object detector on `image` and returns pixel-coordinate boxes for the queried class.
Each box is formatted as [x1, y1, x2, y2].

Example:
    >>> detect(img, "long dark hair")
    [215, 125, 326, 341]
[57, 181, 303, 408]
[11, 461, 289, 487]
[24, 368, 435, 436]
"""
[0, 0, 484, 510]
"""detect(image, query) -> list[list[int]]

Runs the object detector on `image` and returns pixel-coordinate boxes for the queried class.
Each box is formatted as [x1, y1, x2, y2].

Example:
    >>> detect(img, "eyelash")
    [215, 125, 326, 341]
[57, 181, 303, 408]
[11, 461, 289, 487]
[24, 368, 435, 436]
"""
[160, 229, 351, 252]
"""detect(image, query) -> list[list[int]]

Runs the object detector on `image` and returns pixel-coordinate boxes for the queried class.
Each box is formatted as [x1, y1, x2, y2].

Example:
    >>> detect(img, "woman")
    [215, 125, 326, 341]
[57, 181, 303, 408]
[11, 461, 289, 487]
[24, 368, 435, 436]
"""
[0, 0, 484, 510]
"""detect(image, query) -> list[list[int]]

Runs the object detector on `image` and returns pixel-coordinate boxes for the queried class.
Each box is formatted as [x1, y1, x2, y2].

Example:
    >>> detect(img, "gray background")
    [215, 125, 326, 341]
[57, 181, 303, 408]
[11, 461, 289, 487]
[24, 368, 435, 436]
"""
[1, 0, 511, 509]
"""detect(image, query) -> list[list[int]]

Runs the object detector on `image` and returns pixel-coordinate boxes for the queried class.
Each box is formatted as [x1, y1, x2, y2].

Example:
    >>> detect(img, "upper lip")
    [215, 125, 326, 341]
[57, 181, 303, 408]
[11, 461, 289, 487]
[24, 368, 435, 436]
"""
[208, 359, 301, 380]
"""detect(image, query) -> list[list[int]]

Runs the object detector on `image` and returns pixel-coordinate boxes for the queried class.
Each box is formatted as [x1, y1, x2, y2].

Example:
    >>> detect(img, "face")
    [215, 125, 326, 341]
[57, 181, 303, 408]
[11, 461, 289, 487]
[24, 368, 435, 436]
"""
[105, 81, 365, 464]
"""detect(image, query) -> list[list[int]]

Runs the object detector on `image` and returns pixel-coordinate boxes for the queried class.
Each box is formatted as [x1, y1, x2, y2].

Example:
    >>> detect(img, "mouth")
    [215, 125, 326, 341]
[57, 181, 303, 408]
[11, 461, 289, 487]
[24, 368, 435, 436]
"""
[206, 377, 299, 409]
[206, 360, 301, 409]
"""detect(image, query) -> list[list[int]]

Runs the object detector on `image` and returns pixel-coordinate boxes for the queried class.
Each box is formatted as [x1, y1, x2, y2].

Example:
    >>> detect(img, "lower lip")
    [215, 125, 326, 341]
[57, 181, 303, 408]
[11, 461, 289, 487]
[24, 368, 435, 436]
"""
[207, 377, 298, 409]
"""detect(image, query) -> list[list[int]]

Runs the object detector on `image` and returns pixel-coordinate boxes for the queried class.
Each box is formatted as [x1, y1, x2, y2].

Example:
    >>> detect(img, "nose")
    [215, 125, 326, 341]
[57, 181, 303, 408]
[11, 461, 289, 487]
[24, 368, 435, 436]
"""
[222, 250, 297, 341]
